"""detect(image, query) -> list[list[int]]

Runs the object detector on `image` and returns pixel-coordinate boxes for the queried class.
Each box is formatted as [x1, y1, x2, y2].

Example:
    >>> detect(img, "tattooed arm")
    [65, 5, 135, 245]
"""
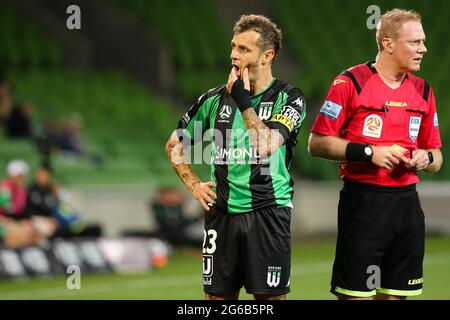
[165, 130, 216, 211]
[227, 67, 284, 157]
[240, 108, 284, 157]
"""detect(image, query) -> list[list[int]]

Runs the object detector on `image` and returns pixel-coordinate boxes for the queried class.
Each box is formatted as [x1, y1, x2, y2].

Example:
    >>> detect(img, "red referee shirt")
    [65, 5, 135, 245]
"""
[311, 61, 442, 186]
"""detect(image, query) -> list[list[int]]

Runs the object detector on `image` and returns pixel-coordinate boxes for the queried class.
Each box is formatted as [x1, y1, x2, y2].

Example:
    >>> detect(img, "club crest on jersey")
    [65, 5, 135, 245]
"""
[362, 114, 383, 138]
[258, 102, 273, 120]
[409, 116, 421, 142]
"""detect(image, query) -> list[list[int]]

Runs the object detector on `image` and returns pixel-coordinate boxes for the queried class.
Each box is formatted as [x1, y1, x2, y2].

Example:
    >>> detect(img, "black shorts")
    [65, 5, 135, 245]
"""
[331, 181, 425, 298]
[203, 205, 291, 295]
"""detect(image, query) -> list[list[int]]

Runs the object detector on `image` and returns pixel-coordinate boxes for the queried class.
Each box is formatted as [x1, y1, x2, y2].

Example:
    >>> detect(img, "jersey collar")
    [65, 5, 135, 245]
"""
[368, 60, 409, 84]
[251, 78, 276, 99]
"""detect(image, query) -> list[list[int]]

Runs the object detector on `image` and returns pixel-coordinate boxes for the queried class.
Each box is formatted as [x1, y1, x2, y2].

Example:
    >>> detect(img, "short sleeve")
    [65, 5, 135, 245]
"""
[417, 86, 442, 149]
[176, 89, 217, 145]
[311, 75, 354, 136]
[266, 87, 306, 142]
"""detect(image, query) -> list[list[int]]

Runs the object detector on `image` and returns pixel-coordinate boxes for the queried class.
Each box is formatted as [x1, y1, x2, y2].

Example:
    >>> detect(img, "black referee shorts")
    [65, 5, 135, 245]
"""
[331, 181, 425, 298]
[203, 205, 291, 295]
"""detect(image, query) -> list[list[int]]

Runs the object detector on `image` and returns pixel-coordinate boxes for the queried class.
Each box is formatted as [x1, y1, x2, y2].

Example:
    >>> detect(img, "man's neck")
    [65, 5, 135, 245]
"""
[250, 71, 274, 96]
[374, 53, 407, 89]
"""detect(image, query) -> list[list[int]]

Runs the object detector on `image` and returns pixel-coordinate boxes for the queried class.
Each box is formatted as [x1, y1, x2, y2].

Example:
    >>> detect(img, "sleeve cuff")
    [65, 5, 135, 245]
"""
[175, 127, 194, 146]
[266, 121, 291, 143]
[310, 126, 339, 136]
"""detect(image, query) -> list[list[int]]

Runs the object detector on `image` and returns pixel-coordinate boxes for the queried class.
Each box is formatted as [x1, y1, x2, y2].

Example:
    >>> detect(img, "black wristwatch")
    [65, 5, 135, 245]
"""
[364, 145, 373, 162]
[428, 151, 434, 165]
[345, 142, 373, 162]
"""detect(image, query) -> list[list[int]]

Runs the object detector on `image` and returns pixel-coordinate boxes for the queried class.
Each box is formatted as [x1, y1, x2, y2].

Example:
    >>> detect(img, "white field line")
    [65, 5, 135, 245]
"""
[0, 253, 448, 299]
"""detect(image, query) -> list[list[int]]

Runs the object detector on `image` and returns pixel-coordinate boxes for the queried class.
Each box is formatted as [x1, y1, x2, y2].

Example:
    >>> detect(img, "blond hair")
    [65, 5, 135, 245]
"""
[376, 9, 422, 51]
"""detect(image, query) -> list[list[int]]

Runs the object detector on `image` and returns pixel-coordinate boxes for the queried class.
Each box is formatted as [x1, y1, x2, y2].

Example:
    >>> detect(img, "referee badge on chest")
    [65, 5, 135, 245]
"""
[362, 114, 383, 138]
[409, 116, 421, 142]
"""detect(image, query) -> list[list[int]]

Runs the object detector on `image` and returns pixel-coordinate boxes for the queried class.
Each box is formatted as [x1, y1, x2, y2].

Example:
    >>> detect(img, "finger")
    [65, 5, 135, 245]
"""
[409, 158, 418, 167]
[199, 198, 210, 211]
[384, 160, 394, 169]
[410, 151, 427, 163]
[415, 160, 426, 170]
[399, 155, 410, 163]
[207, 181, 217, 188]
[231, 67, 238, 81]
[387, 155, 400, 165]
[206, 187, 217, 199]
[420, 160, 429, 170]
[404, 160, 414, 169]
[391, 150, 405, 160]
[226, 72, 234, 93]
[202, 193, 215, 205]
[242, 68, 250, 91]
[227, 68, 237, 93]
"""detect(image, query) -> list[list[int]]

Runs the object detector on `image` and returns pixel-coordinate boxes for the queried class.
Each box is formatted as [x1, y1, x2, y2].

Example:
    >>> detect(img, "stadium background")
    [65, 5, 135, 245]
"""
[0, 0, 449, 299]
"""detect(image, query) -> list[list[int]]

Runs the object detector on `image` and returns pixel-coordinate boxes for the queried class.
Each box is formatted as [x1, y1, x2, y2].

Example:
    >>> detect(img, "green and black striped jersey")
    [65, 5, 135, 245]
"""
[177, 79, 306, 214]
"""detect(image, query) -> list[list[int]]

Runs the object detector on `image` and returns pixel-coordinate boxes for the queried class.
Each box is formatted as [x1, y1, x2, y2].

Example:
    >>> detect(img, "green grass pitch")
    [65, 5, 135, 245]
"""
[1, 236, 449, 300]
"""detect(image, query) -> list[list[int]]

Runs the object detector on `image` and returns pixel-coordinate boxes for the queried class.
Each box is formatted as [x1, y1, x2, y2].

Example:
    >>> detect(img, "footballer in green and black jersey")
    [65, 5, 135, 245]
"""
[177, 78, 305, 213]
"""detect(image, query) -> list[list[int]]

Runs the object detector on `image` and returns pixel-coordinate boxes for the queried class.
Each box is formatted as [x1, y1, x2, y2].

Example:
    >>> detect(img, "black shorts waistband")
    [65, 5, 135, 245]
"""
[213, 204, 291, 215]
[343, 180, 416, 193]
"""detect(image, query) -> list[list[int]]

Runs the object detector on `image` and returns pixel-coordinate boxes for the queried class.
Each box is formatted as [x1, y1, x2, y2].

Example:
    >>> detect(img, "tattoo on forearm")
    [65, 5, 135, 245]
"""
[187, 181, 200, 192]
[242, 108, 267, 131]
[241, 108, 283, 156]
[166, 138, 200, 192]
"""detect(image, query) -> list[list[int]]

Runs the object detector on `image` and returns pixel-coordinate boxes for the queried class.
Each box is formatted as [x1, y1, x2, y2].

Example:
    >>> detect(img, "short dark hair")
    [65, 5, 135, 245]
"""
[233, 14, 282, 56]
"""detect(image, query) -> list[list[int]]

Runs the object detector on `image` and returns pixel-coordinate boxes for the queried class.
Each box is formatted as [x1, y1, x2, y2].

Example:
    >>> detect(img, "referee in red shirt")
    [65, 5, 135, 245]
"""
[308, 9, 443, 300]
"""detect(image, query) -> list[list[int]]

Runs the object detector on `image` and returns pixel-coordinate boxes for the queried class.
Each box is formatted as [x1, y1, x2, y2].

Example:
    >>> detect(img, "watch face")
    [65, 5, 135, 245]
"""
[364, 146, 373, 156]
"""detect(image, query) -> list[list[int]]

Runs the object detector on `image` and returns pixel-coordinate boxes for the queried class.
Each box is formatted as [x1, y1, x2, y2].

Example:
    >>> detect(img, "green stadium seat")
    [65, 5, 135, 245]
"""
[7, 69, 178, 185]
